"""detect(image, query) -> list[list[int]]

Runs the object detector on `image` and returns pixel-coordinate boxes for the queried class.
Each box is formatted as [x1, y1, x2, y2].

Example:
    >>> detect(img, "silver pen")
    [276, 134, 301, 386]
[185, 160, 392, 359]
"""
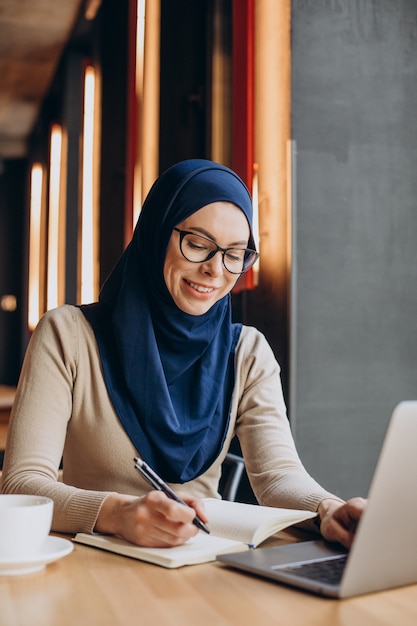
[133, 457, 210, 534]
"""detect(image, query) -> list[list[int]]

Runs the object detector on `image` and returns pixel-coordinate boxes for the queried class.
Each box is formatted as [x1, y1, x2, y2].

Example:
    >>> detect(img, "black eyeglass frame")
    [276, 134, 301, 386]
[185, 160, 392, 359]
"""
[173, 227, 259, 275]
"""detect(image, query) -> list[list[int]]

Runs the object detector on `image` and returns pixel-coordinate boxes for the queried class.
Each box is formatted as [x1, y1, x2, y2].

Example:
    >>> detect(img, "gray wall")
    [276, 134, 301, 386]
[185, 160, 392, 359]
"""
[290, 1, 417, 499]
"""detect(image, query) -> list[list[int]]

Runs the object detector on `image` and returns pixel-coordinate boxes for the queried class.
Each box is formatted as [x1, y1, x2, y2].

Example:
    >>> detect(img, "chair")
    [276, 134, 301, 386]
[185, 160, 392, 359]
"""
[220, 452, 246, 501]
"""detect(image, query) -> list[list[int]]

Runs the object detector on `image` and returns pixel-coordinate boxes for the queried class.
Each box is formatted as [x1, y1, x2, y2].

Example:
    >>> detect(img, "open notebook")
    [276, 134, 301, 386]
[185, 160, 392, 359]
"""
[218, 401, 417, 598]
[74, 499, 316, 568]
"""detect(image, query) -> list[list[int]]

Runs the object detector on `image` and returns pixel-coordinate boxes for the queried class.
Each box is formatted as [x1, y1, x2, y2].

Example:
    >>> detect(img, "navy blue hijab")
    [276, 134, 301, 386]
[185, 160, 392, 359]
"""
[81, 159, 256, 483]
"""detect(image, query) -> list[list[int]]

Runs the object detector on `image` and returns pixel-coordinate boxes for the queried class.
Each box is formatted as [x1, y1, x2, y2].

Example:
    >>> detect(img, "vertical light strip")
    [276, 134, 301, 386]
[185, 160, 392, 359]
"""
[130, 0, 160, 232]
[252, 162, 260, 285]
[28, 163, 43, 330]
[80, 65, 97, 303]
[133, 0, 145, 229]
[47, 124, 63, 310]
[141, 0, 160, 205]
[210, 0, 232, 166]
[254, 0, 291, 284]
[288, 139, 298, 436]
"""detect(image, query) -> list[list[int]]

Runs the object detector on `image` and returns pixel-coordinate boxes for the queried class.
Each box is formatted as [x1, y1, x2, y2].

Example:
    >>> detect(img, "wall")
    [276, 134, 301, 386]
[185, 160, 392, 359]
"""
[98, 0, 129, 281]
[159, 0, 209, 172]
[290, 0, 417, 499]
[0, 160, 26, 384]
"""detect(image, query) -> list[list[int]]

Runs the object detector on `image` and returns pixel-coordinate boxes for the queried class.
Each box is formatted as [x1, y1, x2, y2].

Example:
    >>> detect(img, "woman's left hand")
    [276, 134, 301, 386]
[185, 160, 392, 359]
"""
[318, 497, 367, 549]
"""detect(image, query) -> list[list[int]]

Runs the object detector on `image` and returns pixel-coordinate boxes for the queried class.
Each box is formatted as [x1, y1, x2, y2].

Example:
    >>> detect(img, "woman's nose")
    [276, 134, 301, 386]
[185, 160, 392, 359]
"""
[200, 250, 224, 275]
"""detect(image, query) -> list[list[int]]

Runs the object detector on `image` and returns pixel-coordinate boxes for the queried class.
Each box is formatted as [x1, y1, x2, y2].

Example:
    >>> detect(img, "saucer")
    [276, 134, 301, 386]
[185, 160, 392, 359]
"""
[0, 536, 74, 576]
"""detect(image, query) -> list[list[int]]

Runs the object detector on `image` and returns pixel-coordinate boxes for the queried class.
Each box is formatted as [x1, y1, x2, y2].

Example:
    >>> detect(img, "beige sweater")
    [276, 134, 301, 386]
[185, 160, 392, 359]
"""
[1, 305, 335, 533]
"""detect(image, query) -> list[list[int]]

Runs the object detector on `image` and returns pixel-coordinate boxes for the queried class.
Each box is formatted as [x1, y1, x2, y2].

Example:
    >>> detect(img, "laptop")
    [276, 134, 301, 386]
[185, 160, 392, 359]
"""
[217, 401, 417, 598]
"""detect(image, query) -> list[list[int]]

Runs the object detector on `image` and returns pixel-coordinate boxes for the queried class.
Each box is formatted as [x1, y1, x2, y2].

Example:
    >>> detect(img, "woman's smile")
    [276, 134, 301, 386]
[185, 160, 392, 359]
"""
[184, 279, 216, 294]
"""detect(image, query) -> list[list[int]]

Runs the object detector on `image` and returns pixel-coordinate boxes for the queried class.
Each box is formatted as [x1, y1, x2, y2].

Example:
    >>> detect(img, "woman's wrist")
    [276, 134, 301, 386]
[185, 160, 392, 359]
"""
[94, 493, 135, 535]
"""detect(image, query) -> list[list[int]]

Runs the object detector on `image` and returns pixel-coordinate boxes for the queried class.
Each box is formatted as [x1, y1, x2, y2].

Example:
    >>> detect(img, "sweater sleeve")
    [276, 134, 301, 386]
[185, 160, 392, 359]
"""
[0, 306, 112, 533]
[234, 327, 338, 511]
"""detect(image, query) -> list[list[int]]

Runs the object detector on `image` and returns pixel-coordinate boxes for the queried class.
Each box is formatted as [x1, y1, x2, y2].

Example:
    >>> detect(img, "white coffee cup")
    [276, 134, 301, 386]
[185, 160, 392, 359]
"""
[0, 495, 54, 560]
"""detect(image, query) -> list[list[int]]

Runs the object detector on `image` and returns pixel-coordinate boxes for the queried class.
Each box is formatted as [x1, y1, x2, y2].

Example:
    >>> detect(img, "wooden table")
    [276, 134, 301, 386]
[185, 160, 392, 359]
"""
[1, 529, 417, 626]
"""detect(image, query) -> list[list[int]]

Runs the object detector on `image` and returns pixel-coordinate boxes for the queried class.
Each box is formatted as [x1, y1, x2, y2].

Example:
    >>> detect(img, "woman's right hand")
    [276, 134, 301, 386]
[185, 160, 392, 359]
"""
[94, 491, 208, 547]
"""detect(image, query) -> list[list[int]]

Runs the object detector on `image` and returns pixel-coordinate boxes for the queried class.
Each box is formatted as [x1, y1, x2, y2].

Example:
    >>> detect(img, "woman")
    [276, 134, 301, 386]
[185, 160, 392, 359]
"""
[1, 159, 365, 548]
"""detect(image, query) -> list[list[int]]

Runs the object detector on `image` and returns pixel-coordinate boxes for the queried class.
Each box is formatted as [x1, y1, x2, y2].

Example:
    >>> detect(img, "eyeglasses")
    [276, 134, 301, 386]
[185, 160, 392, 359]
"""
[173, 228, 259, 274]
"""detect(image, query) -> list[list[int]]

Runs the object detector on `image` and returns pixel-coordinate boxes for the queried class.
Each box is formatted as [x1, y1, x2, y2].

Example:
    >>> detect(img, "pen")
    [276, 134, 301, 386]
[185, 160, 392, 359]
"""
[133, 457, 210, 534]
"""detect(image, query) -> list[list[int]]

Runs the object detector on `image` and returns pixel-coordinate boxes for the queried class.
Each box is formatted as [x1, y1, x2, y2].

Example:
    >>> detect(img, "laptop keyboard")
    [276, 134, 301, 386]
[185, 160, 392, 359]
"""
[273, 555, 348, 586]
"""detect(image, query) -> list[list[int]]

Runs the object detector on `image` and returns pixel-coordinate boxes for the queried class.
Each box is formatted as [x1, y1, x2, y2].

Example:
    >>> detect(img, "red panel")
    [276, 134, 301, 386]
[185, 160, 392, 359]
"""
[232, 0, 255, 291]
